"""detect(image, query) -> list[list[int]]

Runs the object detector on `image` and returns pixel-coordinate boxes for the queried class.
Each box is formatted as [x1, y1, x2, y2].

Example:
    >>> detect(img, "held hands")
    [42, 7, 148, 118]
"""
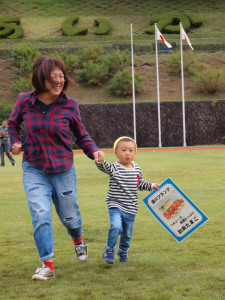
[12, 142, 23, 155]
[94, 151, 105, 163]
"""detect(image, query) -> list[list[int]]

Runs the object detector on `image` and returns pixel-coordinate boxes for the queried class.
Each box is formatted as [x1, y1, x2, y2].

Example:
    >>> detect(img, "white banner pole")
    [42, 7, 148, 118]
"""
[131, 23, 136, 143]
[180, 22, 187, 147]
[155, 23, 162, 147]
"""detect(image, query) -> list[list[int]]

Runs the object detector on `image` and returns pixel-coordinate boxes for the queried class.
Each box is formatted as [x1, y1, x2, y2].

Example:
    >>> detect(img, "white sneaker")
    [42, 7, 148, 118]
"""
[32, 265, 55, 280]
[75, 240, 88, 262]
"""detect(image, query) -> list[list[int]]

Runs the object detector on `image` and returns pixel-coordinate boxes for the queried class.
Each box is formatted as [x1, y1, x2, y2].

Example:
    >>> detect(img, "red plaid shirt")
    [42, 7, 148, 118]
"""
[8, 90, 99, 173]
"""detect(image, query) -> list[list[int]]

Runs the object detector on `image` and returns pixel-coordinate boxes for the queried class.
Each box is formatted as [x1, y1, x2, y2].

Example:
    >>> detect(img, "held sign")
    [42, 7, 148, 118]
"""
[142, 178, 208, 242]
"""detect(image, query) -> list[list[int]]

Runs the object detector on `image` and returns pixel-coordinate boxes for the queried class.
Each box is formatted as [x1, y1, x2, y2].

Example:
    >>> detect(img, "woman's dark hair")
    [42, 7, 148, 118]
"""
[32, 56, 75, 93]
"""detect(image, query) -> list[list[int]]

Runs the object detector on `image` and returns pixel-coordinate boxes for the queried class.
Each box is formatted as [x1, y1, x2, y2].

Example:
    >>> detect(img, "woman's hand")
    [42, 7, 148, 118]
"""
[94, 151, 105, 163]
[12, 142, 23, 155]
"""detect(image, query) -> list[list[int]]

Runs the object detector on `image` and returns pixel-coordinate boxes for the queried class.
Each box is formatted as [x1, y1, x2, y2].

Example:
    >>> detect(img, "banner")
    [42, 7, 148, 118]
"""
[142, 178, 208, 242]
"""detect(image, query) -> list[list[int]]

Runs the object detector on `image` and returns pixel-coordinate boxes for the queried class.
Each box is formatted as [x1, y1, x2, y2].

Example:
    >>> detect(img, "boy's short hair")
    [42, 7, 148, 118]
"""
[113, 136, 137, 154]
[32, 56, 74, 93]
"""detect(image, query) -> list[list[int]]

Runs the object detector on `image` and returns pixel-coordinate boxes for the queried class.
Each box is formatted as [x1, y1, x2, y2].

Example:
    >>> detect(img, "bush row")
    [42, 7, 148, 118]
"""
[9, 44, 225, 98]
[62, 17, 112, 36]
[10, 44, 144, 97]
[75, 45, 143, 95]
[0, 12, 202, 39]
[166, 50, 225, 94]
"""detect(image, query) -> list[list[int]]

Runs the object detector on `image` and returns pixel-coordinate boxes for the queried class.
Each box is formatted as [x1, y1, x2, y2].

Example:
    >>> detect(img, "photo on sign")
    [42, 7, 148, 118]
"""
[142, 178, 208, 242]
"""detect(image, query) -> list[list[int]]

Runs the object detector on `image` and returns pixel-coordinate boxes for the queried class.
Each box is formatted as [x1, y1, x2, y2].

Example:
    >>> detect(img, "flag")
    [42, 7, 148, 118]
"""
[181, 25, 194, 50]
[156, 27, 172, 48]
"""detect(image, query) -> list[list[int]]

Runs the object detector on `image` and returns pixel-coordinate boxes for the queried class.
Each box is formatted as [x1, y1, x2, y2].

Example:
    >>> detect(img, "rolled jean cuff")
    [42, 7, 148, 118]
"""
[105, 244, 116, 252]
[40, 252, 55, 262]
[117, 247, 129, 254]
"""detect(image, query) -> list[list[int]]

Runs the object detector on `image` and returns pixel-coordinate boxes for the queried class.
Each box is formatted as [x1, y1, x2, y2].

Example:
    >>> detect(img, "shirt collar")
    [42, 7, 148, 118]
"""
[30, 90, 68, 105]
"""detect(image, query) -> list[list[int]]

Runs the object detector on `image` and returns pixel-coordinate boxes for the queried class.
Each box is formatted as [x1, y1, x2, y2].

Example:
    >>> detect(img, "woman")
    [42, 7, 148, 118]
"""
[8, 57, 99, 281]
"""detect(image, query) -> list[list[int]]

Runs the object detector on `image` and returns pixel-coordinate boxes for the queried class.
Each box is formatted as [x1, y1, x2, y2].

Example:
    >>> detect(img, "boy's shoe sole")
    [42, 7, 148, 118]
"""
[32, 266, 55, 280]
[103, 251, 114, 264]
[118, 253, 129, 263]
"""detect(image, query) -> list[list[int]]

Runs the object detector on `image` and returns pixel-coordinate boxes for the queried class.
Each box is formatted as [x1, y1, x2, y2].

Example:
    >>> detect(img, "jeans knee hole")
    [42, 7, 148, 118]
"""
[64, 216, 75, 223]
[62, 190, 73, 197]
[29, 187, 39, 192]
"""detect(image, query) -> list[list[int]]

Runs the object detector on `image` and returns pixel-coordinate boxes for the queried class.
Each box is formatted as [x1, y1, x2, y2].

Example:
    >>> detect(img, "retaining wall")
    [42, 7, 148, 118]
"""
[78, 100, 225, 148]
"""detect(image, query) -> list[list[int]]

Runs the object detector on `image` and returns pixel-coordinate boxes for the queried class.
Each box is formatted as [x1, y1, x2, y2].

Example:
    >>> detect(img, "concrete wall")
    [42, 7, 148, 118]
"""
[78, 100, 225, 148]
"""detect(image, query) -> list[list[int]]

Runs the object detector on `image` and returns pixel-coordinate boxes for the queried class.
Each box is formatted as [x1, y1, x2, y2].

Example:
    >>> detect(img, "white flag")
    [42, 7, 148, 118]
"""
[156, 27, 172, 48]
[181, 25, 194, 50]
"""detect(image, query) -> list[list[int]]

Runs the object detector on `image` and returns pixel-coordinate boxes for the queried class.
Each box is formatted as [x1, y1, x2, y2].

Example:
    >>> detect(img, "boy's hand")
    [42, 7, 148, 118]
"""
[152, 183, 160, 190]
[94, 151, 105, 163]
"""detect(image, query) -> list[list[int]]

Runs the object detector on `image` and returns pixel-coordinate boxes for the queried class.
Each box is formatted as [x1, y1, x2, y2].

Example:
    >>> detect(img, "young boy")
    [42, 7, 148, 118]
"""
[95, 136, 160, 264]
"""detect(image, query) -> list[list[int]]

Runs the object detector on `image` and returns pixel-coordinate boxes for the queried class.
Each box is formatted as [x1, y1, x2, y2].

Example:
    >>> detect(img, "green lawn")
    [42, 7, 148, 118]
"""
[0, 148, 224, 299]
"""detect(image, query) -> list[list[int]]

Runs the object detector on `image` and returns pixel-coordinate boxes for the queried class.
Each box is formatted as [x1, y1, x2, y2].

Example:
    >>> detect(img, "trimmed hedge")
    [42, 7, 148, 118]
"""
[62, 16, 88, 36]
[94, 18, 112, 35]
[183, 12, 203, 28]
[146, 12, 202, 34]
[164, 13, 190, 33]
[0, 16, 24, 39]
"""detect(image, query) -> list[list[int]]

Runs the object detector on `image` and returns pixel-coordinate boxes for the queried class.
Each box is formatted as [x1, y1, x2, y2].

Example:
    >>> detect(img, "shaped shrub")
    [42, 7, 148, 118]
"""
[146, 12, 202, 34]
[0, 16, 24, 39]
[94, 18, 112, 35]
[163, 13, 191, 33]
[62, 16, 88, 36]
[183, 13, 203, 27]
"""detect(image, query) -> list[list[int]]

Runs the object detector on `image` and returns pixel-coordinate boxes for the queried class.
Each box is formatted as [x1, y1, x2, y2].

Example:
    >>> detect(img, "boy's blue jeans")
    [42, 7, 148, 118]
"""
[106, 208, 135, 254]
[22, 161, 82, 262]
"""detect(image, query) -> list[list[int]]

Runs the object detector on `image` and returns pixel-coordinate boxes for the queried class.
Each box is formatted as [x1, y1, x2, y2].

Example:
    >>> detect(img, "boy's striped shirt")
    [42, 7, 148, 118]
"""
[96, 161, 153, 215]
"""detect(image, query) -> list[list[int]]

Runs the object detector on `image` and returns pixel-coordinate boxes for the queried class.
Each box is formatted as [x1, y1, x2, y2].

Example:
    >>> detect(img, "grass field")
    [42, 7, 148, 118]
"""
[1, 148, 225, 299]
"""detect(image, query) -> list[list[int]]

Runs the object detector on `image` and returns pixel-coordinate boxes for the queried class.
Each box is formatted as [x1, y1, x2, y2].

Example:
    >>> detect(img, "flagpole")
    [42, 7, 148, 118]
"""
[155, 23, 162, 147]
[131, 23, 136, 144]
[180, 22, 186, 147]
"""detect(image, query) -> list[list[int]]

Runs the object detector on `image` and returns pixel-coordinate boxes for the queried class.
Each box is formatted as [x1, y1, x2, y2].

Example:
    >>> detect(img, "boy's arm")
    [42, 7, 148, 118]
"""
[138, 172, 160, 191]
[94, 152, 116, 176]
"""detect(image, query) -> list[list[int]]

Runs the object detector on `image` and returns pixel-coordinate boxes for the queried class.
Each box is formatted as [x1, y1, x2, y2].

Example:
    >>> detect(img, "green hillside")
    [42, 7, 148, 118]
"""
[0, 0, 224, 106]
